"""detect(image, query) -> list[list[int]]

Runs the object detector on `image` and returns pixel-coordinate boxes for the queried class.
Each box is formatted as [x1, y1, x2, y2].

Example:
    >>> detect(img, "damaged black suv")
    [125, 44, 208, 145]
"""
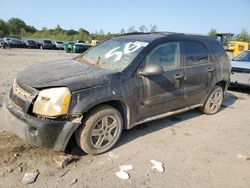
[5, 33, 231, 155]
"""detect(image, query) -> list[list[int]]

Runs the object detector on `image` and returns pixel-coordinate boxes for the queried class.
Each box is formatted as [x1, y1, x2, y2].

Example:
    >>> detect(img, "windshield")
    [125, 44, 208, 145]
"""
[234, 51, 250, 62]
[80, 37, 149, 71]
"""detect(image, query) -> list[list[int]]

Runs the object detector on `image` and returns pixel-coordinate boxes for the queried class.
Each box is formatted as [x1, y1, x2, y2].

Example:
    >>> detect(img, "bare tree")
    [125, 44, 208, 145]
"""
[138, 25, 148, 32]
[99, 29, 104, 35]
[120, 28, 125, 34]
[127, 26, 136, 33]
[150, 24, 158, 32]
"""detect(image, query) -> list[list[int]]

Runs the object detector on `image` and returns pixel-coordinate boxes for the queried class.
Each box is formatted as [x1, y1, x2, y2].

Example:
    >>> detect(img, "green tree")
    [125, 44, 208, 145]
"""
[0, 19, 9, 37]
[99, 29, 104, 35]
[20, 28, 27, 37]
[208, 28, 217, 38]
[236, 29, 250, 42]
[1, 17, 162, 42]
[25, 25, 36, 33]
[41, 27, 48, 31]
[7, 18, 28, 36]
[54, 24, 63, 34]
[79, 28, 89, 35]
[67, 29, 78, 36]
[8, 18, 26, 29]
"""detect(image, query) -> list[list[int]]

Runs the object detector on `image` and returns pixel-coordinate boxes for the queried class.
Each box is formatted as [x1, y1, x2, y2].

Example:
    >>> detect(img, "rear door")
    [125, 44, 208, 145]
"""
[138, 41, 186, 119]
[183, 40, 215, 106]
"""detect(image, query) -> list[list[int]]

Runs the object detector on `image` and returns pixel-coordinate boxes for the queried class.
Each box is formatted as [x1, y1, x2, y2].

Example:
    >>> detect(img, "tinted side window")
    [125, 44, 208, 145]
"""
[146, 42, 180, 71]
[184, 41, 209, 66]
[210, 42, 226, 57]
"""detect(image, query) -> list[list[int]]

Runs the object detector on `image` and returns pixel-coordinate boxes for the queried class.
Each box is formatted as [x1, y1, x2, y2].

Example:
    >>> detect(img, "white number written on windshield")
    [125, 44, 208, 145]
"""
[105, 41, 149, 62]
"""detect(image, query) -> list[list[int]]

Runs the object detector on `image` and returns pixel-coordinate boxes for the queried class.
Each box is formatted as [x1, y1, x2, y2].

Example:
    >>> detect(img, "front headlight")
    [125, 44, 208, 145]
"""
[33, 87, 71, 117]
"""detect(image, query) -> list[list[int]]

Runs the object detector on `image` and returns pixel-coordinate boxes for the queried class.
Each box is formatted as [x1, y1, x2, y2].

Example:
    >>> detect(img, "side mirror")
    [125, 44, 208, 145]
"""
[139, 64, 164, 76]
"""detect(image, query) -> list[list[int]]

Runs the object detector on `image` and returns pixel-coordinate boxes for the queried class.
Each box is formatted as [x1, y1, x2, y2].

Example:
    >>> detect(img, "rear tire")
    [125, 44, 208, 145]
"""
[75, 105, 123, 155]
[201, 85, 224, 115]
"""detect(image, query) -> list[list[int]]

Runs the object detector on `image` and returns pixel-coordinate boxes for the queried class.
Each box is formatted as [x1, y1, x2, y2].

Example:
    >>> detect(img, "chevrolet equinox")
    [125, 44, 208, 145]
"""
[4, 33, 231, 155]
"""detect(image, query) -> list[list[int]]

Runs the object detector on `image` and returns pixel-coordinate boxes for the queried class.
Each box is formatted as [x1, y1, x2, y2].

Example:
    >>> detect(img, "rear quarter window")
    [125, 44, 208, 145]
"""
[184, 40, 209, 66]
[210, 42, 226, 57]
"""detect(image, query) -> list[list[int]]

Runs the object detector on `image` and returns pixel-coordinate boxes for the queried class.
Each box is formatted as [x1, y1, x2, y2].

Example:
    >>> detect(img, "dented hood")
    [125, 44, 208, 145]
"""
[17, 59, 121, 91]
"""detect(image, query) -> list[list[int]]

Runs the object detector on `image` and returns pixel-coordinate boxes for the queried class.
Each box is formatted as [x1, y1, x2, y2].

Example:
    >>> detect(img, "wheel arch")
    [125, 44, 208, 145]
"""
[216, 80, 228, 92]
[64, 99, 130, 152]
[81, 100, 130, 130]
[201, 80, 228, 107]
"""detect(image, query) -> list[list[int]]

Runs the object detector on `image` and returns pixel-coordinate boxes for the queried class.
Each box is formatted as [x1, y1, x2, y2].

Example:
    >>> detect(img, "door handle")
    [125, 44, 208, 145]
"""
[174, 74, 184, 80]
[207, 68, 214, 72]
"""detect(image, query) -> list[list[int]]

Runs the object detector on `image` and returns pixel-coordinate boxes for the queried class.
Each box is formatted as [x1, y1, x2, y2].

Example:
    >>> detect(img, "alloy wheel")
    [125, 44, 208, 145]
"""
[90, 116, 119, 149]
[209, 88, 223, 113]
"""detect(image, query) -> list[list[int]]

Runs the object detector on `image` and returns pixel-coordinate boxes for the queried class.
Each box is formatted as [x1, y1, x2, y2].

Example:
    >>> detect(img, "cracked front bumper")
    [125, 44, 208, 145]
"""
[3, 97, 81, 151]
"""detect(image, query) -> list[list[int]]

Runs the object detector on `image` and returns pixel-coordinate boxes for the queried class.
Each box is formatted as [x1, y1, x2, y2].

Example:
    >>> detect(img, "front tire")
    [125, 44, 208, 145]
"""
[75, 105, 123, 155]
[201, 85, 224, 115]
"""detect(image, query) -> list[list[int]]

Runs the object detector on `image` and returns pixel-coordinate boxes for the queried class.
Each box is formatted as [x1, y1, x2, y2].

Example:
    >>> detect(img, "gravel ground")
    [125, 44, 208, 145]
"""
[0, 48, 250, 188]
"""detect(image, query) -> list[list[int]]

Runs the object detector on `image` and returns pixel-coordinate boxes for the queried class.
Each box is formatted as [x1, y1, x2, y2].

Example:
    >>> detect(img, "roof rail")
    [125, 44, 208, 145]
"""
[122, 32, 150, 35]
[121, 31, 185, 36]
[151, 31, 185, 35]
[120, 31, 210, 38]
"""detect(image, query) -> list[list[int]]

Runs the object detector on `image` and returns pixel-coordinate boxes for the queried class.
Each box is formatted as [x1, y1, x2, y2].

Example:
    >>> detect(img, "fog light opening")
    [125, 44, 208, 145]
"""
[29, 127, 38, 136]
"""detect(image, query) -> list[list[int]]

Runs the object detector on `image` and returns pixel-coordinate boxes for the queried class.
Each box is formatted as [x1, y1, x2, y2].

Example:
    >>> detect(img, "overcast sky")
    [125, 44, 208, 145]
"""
[0, 0, 249, 34]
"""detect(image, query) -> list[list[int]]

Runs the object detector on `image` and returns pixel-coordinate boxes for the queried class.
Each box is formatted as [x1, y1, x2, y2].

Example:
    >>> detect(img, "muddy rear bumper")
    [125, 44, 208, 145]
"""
[3, 98, 81, 151]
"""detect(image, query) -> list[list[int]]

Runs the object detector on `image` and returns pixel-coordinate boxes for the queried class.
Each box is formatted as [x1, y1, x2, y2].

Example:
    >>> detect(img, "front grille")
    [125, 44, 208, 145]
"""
[10, 79, 38, 110]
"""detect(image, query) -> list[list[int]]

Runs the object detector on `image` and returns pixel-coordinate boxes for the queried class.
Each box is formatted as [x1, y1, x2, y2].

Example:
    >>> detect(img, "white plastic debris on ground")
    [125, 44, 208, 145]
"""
[119, 164, 133, 171]
[115, 164, 133, 180]
[115, 170, 130, 180]
[150, 159, 165, 173]
[115, 160, 165, 180]
[108, 152, 119, 160]
[21, 170, 39, 184]
[236, 154, 250, 160]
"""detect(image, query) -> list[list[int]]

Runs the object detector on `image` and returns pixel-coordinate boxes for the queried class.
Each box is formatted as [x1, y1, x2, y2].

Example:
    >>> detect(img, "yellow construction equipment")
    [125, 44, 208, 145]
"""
[90, 40, 99, 46]
[227, 41, 249, 57]
[215, 33, 250, 58]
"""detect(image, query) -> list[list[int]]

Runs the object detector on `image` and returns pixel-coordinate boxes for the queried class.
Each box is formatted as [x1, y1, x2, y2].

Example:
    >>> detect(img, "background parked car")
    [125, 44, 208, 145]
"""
[72, 43, 92, 53]
[25, 39, 37, 48]
[38, 40, 53, 49]
[54, 41, 64, 50]
[4, 38, 24, 48]
[74, 40, 85, 44]
[21, 39, 27, 48]
[34, 39, 41, 49]
[230, 50, 250, 87]
[64, 40, 91, 53]
[63, 41, 75, 52]
[0, 38, 7, 48]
